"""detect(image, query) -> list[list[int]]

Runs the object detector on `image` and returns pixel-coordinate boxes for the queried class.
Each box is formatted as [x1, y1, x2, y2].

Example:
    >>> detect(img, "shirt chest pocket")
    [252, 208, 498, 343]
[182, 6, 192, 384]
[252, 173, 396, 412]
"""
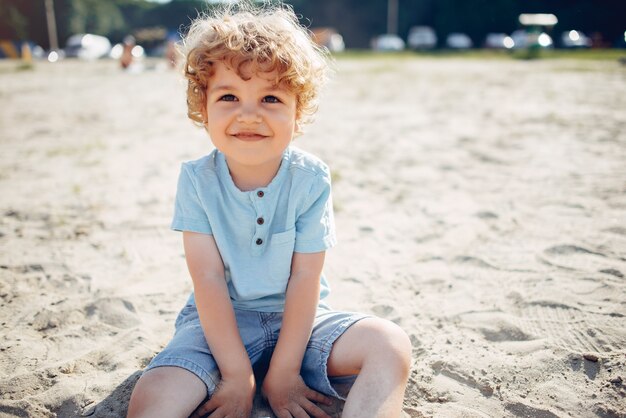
[268, 228, 296, 286]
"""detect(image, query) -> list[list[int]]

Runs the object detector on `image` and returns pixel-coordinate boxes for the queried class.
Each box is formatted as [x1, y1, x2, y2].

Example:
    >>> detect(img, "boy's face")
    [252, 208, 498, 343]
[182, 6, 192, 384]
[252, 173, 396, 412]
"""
[204, 61, 297, 172]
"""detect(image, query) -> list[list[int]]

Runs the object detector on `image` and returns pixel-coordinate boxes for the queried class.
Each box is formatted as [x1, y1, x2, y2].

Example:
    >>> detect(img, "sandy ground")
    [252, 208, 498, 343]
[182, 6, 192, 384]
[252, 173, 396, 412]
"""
[0, 56, 625, 417]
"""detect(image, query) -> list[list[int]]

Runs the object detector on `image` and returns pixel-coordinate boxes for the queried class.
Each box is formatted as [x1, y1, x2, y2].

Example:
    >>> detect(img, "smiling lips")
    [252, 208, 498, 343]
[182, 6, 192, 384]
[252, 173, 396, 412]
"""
[230, 132, 269, 142]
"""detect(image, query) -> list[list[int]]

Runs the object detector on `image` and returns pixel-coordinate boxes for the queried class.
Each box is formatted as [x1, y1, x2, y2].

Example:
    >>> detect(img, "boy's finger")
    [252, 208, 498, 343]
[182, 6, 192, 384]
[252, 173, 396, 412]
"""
[289, 404, 311, 418]
[196, 396, 219, 417]
[276, 410, 294, 418]
[305, 388, 333, 405]
[301, 398, 332, 418]
[207, 408, 227, 418]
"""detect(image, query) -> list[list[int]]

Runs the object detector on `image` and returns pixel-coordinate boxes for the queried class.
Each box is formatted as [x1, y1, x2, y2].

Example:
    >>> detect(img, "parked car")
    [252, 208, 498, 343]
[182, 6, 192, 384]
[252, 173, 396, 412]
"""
[510, 30, 528, 49]
[536, 32, 553, 48]
[407, 26, 437, 49]
[484, 33, 515, 49]
[560, 30, 591, 48]
[446, 33, 473, 49]
[47, 49, 65, 63]
[64, 34, 111, 60]
[510, 30, 553, 49]
[371, 34, 405, 51]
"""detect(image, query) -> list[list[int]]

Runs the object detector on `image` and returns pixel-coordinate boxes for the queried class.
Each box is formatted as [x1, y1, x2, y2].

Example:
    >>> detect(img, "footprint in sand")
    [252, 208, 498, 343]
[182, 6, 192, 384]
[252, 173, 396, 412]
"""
[515, 301, 625, 355]
[475, 211, 498, 220]
[85, 298, 140, 329]
[431, 360, 495, 397]
[452, 256, 499, 270]
[599, 268, 623, 278]
[479, 323, 533, 343]
[544, 244, 604, 256]
[538, 244, 616, 272]
[505, 401, 560, 418]
[457, 312, 536, 343]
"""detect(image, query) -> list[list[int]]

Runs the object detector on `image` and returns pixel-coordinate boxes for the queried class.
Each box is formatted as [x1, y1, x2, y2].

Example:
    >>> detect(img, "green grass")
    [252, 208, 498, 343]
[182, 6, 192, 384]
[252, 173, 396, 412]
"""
[512, 48, 626, 61]
[0, 61, 35, 73]
[333, 48, 626, 61]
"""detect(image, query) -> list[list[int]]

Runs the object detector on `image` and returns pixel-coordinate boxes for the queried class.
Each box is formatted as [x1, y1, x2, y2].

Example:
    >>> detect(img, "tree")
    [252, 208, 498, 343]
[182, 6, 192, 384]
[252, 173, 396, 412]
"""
[66, 0, 125, 38]
[0, 0, 31, 39]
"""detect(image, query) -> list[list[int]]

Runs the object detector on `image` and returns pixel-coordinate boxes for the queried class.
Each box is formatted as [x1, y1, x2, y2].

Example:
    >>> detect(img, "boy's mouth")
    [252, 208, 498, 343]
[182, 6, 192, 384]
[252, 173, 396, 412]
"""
[230, 132, 269, 142]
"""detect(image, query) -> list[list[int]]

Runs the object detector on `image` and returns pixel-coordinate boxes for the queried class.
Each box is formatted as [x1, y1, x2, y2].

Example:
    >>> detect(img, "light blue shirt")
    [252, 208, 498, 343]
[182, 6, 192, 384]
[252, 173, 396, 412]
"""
[171, 146, 336, 312]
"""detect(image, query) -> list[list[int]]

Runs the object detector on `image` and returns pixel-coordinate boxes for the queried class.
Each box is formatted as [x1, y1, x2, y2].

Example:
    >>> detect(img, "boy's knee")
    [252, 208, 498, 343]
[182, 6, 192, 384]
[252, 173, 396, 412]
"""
[128, 372, 160, 416]
[365, 319, 412, 374]
[384, 321, 412, 369]
[127, 367, 205, 418]
[132, 369, 167, 395]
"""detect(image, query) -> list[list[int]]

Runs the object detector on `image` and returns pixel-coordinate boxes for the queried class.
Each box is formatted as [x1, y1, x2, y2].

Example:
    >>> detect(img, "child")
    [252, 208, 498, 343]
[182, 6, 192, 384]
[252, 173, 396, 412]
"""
[127, 4, 411, 418]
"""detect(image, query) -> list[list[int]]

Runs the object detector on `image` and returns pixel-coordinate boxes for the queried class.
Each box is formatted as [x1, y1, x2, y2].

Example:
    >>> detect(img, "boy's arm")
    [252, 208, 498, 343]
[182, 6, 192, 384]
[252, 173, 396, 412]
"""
[269, 251, 324, 371]
[262, 251, 333, 416]
[182, 231, 255, 415]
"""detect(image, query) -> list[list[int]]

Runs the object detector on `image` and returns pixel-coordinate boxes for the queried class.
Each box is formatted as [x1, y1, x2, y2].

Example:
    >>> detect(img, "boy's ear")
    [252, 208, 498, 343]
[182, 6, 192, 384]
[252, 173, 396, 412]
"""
[292, 120, 303, 138]
[201, 106, 208, 126]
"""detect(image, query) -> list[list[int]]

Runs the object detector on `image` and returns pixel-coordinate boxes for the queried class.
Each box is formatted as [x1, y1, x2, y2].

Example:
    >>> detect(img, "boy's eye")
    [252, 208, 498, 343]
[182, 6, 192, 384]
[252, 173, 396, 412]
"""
[262, 95, 281, 104]
[219, 94, 237, 102]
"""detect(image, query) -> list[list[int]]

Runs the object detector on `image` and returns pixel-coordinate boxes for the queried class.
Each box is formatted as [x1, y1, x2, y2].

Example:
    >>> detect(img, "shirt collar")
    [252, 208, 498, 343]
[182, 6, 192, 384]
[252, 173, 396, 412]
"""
[215, 147, 291, 202]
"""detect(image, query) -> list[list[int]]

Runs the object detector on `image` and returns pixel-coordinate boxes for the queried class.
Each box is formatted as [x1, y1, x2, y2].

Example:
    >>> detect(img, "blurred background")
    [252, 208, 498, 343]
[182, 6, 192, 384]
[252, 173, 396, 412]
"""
[1, 0, 625, 63]
[1, 2, 625, 417]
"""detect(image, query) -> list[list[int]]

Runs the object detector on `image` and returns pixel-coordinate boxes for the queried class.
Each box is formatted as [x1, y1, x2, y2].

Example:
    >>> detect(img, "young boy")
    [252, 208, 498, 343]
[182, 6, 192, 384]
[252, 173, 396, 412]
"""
[127, 4, 411, 418]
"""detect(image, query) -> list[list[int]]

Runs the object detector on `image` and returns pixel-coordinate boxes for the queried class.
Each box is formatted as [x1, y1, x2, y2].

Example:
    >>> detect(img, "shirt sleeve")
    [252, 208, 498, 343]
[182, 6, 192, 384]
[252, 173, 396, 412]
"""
[294, 173, 336, 253]
[170, 163, 213, 234]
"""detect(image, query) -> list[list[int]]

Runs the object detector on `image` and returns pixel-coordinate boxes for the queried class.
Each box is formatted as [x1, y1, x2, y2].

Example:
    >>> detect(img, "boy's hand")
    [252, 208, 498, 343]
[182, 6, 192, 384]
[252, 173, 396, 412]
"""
[191, 373, 255, 418]
[262, 370, 333, 418]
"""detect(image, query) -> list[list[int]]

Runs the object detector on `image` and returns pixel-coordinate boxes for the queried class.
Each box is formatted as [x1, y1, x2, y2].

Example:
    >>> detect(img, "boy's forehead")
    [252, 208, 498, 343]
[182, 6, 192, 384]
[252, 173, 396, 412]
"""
[212, 61, 279, 86]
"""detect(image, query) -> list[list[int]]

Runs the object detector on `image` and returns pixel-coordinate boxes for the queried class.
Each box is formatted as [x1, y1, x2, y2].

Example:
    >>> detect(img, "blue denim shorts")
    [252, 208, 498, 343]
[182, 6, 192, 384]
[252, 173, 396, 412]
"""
[145, 294, 369, 400]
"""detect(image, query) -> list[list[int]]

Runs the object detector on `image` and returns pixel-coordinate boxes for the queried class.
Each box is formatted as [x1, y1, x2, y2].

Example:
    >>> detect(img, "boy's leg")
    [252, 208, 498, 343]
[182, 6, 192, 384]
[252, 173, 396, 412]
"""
[128, 305, 271, 418]
[327, 318, 412, 418]
[127, 366, 206, 418]
[126, 296, 218, 418]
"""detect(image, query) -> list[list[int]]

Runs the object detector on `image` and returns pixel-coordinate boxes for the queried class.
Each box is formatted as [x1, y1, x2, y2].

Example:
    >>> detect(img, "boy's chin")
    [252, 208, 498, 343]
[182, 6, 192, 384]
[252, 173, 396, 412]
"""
[224, 153, 285, 168]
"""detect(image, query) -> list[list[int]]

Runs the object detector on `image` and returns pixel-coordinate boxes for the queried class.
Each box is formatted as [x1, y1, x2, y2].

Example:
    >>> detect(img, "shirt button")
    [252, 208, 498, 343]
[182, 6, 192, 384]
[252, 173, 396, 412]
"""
[256, 238, 263, 245]
[257, 191, 264, 198]
[257, 217, 264, 225]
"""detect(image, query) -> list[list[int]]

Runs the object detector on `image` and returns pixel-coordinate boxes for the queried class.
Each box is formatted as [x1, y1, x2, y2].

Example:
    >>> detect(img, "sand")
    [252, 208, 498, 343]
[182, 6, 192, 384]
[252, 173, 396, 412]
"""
[0, 56, 624, 417]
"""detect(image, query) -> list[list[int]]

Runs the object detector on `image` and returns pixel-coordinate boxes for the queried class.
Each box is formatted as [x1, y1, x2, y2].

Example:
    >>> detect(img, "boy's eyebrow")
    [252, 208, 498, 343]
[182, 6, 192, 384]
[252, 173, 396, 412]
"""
[261, 85, 285, 94]
[208, 85, 236, 95]
[208, 84, 286, 95]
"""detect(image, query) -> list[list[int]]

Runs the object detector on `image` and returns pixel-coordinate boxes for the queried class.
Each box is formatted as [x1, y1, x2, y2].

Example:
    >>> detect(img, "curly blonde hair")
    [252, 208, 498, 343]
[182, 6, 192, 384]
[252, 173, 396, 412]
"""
[181, 2, 330, 133]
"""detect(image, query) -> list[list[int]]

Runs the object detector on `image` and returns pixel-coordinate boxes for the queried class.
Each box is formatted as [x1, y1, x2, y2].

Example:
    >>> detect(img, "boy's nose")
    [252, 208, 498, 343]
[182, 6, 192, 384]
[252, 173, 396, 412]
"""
[237, 105, 262, 124]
